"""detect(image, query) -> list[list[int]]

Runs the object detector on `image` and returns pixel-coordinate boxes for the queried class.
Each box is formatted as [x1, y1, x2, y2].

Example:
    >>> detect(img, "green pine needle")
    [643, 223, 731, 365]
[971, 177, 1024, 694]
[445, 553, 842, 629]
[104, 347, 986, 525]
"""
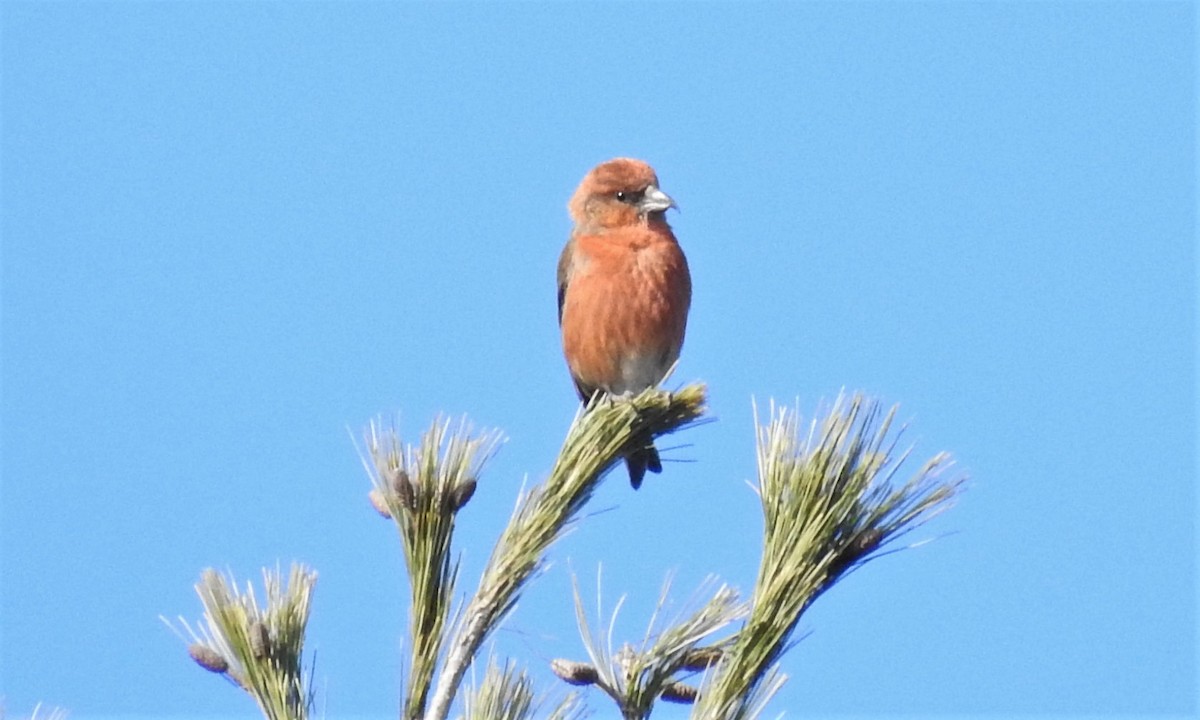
[567, 572, 744, 720]
[164, 564, 317, 720]
[3, 704, 70, 720]
[424, 384, 708, 720]
[362, 416, 503, 720]
[693, 394, 965, 720]
[460, 658, 585, 720]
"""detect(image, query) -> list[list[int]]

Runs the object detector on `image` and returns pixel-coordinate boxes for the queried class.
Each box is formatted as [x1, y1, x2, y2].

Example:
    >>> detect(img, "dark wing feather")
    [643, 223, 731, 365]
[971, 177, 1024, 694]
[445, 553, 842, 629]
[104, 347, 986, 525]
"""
[556, 238, 574, 326]
[557, 236, 592, 401]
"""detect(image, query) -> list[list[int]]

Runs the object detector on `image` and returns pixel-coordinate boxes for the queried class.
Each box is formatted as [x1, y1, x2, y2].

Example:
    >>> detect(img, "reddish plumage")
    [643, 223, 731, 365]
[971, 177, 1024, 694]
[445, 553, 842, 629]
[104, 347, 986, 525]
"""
[557, 158, 692, 488]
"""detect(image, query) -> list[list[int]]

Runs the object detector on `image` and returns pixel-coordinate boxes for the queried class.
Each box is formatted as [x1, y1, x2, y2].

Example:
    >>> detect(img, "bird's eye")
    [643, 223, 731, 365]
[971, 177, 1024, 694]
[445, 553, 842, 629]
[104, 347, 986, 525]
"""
[615, 191, 628, 202]
[614, 190, 643, 204]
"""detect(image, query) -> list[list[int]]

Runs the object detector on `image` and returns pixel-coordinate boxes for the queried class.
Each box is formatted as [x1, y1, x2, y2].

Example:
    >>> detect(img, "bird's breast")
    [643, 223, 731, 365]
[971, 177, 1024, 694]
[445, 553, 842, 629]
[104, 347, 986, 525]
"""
[561, 232, 690, 397]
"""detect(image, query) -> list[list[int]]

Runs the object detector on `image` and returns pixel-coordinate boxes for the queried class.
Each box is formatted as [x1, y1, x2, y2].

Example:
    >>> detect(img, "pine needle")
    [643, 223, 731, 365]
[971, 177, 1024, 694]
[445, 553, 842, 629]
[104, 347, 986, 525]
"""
[693, 394, 965, 720]
[362, 417, 503, 719]
[163, 564, 317, 720]
[424, 384, 708, 720]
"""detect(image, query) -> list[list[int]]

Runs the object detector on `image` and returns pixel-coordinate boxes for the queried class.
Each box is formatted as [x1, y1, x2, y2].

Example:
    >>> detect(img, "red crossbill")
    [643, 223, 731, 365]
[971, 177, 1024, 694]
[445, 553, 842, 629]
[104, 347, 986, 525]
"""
[557, 158, 692, 488]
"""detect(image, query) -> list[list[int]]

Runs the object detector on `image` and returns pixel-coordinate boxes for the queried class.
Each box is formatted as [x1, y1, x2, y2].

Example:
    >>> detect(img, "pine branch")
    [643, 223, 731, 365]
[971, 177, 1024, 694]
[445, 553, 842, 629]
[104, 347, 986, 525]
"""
[167, 384, 962, 720]
[459, 658, 586, 720]
[692, 394, 965, 719]
[423, 384, 708, 720]
[362, 417, 502, 720]
[164, 564, 317, 720]
[554, 572, 744, 720]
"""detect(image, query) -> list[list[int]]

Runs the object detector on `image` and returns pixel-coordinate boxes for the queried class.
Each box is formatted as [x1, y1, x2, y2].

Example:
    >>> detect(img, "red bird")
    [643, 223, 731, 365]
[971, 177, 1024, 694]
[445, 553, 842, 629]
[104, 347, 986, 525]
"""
[557, 158, 692, 488]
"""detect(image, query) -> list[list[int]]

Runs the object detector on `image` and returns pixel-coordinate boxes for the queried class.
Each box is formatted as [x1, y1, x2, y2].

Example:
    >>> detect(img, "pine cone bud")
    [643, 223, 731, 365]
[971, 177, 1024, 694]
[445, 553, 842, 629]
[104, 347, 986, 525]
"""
[451, 477, 477, 511]
[392, 467, 417, 511]
[550, 658, 599, 686]
[188, 643, 228, 673]
[660, 680, 699, 704]
[830, 528, 886, 576]
[853, 528, 884, 556]
[680, 645, 723, 671]
[249, 620, 270, 659]
[368, 489, 391, 518]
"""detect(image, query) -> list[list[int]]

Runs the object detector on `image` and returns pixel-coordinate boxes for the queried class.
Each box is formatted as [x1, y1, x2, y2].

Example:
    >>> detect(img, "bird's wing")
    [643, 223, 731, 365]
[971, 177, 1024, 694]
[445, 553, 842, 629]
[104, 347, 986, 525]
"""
[557, 235, 597, 402]
[556, 236, 575, 326]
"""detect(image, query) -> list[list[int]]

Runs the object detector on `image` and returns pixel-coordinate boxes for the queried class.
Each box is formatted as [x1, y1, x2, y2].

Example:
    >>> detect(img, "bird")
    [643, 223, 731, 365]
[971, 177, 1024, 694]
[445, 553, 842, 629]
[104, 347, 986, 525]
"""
[557, 158, 692, 488]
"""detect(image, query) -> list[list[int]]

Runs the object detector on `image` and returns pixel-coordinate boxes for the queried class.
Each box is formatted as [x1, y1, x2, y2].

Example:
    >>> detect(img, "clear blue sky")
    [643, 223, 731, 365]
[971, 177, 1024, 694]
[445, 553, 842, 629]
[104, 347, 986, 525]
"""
[2, 2, 1194, 718]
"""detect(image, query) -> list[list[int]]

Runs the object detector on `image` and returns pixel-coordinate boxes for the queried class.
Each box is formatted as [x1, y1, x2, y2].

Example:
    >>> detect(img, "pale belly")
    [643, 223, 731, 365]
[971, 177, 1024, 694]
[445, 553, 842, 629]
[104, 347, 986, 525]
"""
[609, 351, 671, 396]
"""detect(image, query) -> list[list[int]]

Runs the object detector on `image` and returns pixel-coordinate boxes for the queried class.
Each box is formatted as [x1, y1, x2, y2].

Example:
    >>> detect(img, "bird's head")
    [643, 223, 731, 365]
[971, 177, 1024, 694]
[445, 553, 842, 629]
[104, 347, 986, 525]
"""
[568, 158, 677, 232]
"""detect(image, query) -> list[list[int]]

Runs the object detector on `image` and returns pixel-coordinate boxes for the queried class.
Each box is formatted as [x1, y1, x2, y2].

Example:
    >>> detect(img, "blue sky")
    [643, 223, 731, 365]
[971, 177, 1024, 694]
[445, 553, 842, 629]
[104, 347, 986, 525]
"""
[1, 2, 1194, 718]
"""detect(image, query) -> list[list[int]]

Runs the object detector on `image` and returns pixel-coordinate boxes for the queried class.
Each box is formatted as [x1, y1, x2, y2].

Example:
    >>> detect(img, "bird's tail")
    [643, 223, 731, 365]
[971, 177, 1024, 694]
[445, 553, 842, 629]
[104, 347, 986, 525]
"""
[625, 438, 663, 490]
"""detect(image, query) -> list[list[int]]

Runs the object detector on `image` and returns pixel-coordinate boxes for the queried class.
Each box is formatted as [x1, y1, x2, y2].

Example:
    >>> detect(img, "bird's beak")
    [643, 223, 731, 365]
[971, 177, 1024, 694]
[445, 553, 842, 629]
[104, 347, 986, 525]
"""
[639, 184, 677, 214]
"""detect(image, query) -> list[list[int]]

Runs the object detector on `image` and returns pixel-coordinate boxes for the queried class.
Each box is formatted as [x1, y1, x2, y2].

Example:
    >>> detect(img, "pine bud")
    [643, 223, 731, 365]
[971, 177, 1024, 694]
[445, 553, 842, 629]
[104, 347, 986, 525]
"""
[368, 489, 391, 518]
[830, 528, 885, 576]
[550, 658, 599, 686]
[392, 467, 417, 510]
[188, 643, 228, 674]
[249, 620, 270, 659]
[660, 680, 699, 704]
[680, 645, 723, 671]
[853, 528, 884, 556]
[451, 477, 477, 511]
